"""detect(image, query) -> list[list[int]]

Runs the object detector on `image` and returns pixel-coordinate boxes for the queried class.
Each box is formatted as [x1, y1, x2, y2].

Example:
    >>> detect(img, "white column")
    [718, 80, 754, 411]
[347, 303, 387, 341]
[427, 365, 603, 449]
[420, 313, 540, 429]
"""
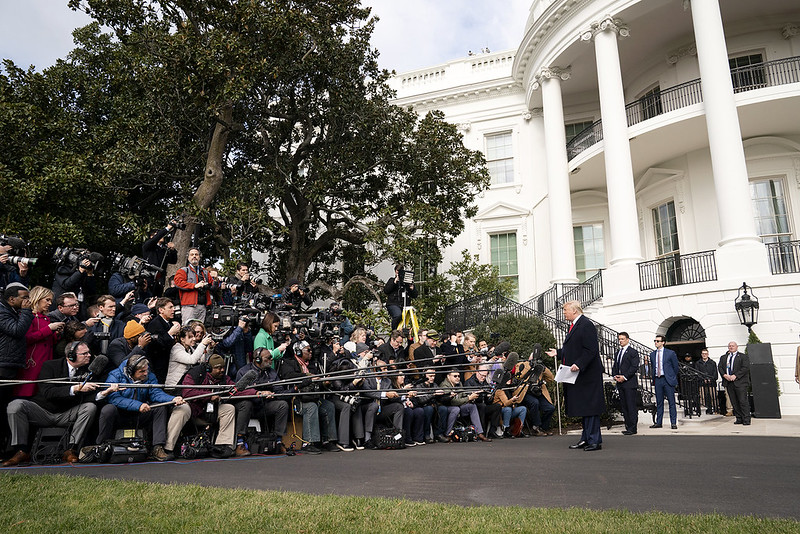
[581, 17, 643, 266]
[688, 0, 761, 248]
[535, 68, 578, 284]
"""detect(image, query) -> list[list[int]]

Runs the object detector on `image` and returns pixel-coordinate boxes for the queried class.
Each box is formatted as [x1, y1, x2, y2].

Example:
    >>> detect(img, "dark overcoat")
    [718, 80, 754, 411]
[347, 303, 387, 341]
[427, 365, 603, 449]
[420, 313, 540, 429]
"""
[557, 314, 605, 417]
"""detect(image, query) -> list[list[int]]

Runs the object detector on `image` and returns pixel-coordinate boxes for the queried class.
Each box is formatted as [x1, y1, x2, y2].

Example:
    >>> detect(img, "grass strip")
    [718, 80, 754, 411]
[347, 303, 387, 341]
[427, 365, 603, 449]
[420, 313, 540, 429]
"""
[0, 473, 797, 533]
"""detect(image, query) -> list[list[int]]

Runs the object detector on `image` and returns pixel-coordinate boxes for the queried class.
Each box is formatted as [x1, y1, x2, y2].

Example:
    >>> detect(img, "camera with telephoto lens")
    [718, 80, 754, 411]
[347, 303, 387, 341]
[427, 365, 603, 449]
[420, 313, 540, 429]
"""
[0, 235, 38, 266]
[52, 247, 105, 273]
[170, 215, 187, 231]
[110, 253, 164, 280]
[204, 304, 264, 341]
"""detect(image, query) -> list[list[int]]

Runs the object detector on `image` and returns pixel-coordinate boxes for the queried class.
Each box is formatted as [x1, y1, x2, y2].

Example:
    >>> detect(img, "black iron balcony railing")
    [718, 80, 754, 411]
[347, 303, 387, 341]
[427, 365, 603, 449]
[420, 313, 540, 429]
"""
[637, 250, 717, 291]
[522, 271, 603, 320]
[566, 55, 800, 161]
[766, 240, 800, 274]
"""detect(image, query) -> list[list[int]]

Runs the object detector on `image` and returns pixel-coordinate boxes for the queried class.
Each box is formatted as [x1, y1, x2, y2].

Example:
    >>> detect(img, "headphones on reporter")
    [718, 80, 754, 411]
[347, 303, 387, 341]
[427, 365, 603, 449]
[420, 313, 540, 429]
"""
[126, 354, 149, 377]
[253, 348, 266, 365]
[66, 341, 82, 362]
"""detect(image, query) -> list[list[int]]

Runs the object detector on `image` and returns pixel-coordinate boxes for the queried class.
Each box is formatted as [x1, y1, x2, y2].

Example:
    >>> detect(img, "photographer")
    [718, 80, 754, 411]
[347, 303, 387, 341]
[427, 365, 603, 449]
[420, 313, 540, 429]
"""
[228, 263, 259, 301]
[0, 283, 34, 446]
[51, 253, 98, 318]
[145, 297, 182, 384]
[174, 248, 213, 325]
[142, 220, 179, 275]
[383, 263, 418, 330]
[85, 295, 127, 356]
[282, 278, 312, 311]
[217, 317, 253, 377]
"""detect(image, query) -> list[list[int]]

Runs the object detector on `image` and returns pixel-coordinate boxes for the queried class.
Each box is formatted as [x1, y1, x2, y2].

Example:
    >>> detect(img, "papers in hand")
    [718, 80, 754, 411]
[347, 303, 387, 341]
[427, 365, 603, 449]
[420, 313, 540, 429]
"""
[555, 364, 579, 384]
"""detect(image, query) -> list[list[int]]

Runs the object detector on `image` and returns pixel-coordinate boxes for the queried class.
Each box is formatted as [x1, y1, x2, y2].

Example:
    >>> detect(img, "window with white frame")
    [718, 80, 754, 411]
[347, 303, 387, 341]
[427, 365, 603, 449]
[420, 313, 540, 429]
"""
[565, 121, 594, 143]
[490, 232, 518, 295]
[573, 224, 605, 282]
[652, 200, 680, 257]
[750, 177, 792, 244]
[639, 85, 663, 121]
[485, 131, 514, 185]
[729, 53, 765, 92]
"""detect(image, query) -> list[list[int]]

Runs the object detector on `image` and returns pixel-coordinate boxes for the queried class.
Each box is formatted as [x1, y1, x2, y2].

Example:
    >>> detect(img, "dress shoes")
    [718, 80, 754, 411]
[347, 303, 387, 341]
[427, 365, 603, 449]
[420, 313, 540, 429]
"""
[476, 433, 492, 442]
[435, 434, 450, 443]
[3, 450, 31, 467]
[62, 449, 79, 463]
[568, 440, 587, 449]
[364, 440, 377, 450]
[670, 424, 678, 430]
[621, 430, 637, 435]
[734, 420, 743, 425]
[584, 443, 602, 451]
[234, 444, 252, 457]
[743, 421, 751, 425]
[649, 424, 662, 429]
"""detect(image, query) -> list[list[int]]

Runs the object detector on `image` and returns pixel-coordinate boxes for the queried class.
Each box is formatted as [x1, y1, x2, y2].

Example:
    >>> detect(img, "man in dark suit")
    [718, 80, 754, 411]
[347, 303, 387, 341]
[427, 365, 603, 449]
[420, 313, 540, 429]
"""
[718, 341, 750, 425]
[3, 341, 117, 466]
[612, 332, 639, 435]
[649, 334, 679, 429]
[145, 297, 180, 383]
[546, 300, 605, 451]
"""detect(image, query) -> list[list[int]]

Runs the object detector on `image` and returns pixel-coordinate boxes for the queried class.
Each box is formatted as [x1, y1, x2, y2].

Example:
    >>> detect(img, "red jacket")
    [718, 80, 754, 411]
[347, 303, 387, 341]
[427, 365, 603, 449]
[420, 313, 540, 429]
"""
[173, 265, 213, 306]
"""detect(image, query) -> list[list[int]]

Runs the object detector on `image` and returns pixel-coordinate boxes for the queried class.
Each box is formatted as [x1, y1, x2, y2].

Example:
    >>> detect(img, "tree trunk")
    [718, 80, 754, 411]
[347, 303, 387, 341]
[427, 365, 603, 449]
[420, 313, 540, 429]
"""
[168, 105, 234, 278]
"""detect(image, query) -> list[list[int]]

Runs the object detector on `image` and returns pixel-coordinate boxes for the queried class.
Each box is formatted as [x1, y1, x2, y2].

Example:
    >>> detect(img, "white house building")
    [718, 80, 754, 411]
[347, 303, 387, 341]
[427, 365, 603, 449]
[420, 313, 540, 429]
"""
[388, 0, 800, 414]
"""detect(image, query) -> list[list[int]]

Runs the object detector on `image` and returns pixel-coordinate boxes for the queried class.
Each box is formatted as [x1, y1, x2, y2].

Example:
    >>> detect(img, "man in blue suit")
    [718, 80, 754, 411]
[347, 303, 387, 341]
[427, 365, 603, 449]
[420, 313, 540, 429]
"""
[546, 300, 605, 451]
[650, 334, 679, 429]
[612, 332, 639, 435]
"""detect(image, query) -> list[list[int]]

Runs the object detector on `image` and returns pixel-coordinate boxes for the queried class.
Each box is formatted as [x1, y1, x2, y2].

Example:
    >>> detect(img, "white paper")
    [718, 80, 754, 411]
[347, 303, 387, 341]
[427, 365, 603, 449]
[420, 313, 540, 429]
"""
[555, 364, 579, 384]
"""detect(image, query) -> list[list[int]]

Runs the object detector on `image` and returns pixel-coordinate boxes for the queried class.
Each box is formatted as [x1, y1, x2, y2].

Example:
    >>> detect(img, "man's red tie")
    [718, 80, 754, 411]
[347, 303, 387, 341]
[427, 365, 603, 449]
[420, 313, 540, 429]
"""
[568, 323, 574, 333]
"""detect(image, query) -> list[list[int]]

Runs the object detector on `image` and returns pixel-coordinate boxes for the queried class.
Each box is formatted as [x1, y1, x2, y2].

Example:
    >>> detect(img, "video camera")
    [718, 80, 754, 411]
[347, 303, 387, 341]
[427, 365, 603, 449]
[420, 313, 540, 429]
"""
[204, 304, 264, 341]
[109, 253, 164, 280]
[0, 234, 37, 266]
[399, 269, 414, 285]
[52, 247, 105, 273]
[169, 215, 187, 231]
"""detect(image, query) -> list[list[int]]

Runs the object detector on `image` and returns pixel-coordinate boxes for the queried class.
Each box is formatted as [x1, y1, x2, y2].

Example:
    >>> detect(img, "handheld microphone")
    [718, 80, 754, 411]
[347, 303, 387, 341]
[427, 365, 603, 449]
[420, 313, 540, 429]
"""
[80, 354, 109, 388]
[531, 343, 542, 360]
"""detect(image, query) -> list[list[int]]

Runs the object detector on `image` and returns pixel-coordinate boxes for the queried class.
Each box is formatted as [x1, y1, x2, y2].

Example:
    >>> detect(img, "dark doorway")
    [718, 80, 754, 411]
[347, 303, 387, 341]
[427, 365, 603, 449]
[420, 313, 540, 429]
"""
[665, 318, 706, 363]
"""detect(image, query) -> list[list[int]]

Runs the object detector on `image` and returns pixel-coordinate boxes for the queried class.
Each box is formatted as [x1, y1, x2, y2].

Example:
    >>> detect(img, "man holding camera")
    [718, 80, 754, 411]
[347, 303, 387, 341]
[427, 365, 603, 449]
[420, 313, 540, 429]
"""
[51, 255, 98, 318]
[384, 264, 418, 331]
[142, 221, 179, 272]
[282, 278, 312, 311]
[146, 297, 182, 383]
[0, 283, 34, 448]
[174, 248, 213, 325]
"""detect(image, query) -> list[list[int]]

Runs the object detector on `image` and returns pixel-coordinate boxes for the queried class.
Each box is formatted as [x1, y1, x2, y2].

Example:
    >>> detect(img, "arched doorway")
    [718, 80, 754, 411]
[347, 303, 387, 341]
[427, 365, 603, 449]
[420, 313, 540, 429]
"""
[665, 318, 706, 365]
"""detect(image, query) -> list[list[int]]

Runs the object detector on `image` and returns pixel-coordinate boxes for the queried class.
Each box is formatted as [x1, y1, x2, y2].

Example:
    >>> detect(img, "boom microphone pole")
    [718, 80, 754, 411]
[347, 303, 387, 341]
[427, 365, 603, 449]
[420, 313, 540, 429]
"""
[148, 369, 260, 408]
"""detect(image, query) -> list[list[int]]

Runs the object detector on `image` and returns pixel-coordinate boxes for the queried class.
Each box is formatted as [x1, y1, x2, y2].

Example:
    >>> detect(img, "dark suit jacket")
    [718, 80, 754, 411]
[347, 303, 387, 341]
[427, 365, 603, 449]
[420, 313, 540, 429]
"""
[650, 347, 679, 387]
[557, 314, 605, 417]
[718, 352, 750, 387]
[33, 357, 91, 413]
[612, 345, 639, 390]
[146, 315, 176, 383]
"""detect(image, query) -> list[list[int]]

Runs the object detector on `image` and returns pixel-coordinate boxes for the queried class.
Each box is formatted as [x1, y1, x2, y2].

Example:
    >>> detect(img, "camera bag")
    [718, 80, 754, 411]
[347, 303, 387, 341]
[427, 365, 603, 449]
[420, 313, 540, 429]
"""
[373, 426, 405, 449]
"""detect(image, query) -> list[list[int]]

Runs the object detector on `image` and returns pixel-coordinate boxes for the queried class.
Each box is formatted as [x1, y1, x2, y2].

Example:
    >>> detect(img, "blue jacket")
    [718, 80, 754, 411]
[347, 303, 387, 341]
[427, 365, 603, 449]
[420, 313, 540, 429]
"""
[106, 359, 175, 412]
[650, 348, 680, 387]
[108, 272, 135, 299]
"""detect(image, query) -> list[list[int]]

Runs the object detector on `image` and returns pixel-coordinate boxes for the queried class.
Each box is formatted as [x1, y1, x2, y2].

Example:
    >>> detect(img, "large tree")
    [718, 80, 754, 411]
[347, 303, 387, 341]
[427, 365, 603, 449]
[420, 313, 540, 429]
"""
[3, 0, 489, 289]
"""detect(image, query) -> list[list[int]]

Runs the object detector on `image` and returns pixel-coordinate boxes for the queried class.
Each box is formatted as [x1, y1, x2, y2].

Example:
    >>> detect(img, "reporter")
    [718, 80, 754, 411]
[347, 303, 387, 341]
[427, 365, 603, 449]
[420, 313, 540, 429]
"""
[145, 297, 181, 383]
[14, 286, 62, 398]
[166, 325, 212, 386]
[253, 312, 289, 364]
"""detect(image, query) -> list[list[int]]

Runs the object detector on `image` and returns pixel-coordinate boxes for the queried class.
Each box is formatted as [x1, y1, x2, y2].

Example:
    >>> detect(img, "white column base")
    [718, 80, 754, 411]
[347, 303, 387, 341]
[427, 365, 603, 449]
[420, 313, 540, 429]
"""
[601, 263, 642, 302]
[714, 242, 771, 281]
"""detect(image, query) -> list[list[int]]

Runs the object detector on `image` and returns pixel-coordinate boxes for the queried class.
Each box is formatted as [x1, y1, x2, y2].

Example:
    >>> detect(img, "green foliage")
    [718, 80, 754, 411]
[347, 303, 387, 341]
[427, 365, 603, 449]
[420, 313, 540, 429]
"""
[471, 314, 557, 363]
[3, 0, 490, 290]
[412, 250, 516, 331]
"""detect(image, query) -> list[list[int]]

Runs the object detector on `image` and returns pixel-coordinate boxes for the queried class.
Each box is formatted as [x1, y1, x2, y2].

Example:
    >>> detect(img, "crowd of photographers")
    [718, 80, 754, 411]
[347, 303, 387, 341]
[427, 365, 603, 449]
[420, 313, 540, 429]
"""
[0, 228, 556, 466]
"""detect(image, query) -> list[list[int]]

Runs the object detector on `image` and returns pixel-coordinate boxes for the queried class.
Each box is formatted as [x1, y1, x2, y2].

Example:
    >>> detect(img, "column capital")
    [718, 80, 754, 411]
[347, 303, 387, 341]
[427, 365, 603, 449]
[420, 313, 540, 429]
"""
[666, 43, 697, 65]
[456, 121, 471, 133]
[580, 15, 630, 42]
[531, 67, 571, 90]
[682, 0, 691, 11]
[782, 23, 800, 39]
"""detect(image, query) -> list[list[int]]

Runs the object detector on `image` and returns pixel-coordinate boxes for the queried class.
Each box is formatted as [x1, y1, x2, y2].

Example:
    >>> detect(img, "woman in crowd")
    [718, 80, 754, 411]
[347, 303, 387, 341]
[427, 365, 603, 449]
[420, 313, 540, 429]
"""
[166, 324, 213, 386]
[15, 286, 63, 397]
[253, 311, 290, 365]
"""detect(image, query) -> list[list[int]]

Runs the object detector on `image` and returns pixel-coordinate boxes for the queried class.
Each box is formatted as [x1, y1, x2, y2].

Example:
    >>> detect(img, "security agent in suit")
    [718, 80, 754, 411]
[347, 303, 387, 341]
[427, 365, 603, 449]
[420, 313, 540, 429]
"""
[612, 332, 639, 435]
[649, 335, 680, 429]
[546, 300, 605, 451]
[718, 341, 750, 425]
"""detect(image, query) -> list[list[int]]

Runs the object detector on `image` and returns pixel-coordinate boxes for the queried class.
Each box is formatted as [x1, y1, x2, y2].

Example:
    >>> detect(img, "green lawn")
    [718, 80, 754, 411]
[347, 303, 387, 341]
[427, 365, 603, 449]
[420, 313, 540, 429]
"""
[0, 474, 797, 533]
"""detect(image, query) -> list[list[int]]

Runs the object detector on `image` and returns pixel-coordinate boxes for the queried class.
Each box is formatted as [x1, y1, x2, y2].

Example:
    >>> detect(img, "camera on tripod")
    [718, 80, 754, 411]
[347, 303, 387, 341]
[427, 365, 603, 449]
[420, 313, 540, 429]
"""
[205, 304, 264, 340]
[110, 253, 164, 279]
[0, 235, 38, 266]
[52, 247, 105, 273]
[398, 270, 414, 285]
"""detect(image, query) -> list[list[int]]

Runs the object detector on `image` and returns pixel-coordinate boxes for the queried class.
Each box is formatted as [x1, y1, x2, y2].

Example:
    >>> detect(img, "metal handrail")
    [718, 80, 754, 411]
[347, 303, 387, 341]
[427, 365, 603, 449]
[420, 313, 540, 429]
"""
[566, 55, 800, 161]
[766, 240, 800, 274]
[637, 250, 717, 291]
